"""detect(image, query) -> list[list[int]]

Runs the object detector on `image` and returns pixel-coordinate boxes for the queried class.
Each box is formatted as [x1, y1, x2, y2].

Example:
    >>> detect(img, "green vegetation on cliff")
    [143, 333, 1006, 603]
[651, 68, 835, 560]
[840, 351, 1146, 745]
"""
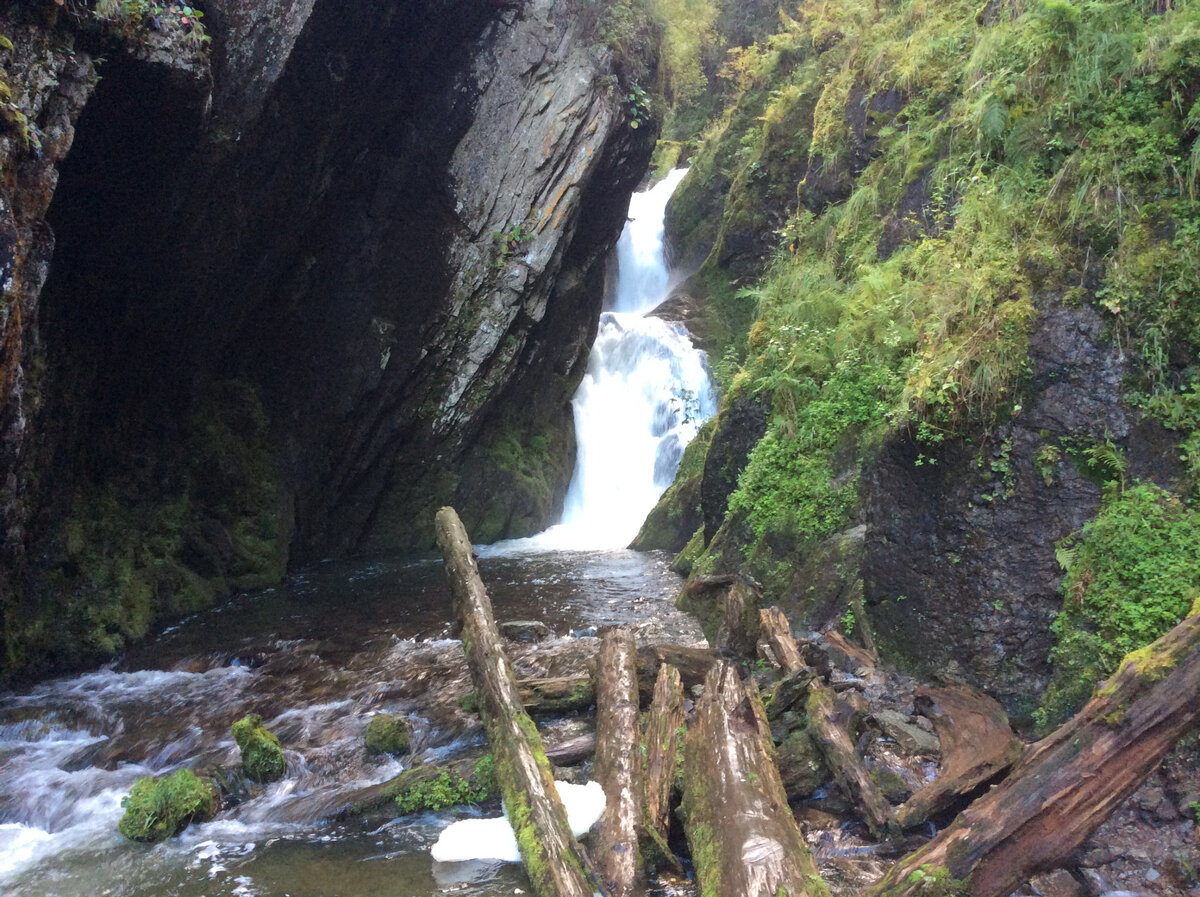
[652, 0, 1200, 688]
[1039, 482, 1200, 728]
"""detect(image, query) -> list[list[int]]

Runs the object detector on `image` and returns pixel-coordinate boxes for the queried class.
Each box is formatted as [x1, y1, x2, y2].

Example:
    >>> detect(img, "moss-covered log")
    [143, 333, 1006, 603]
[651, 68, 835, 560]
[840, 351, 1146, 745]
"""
[681, 660, 827, 897]
[592, 628, 647, 896]
[872, 611, 1200, 897]
[896, 685, 1021, 830]
[435, 507, 592, 897]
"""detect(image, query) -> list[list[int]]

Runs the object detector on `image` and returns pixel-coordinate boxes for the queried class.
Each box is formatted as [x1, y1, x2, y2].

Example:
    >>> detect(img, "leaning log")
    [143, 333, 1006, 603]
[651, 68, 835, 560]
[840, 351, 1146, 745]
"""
[807, 683, 900, 843]
[435, 507, 592, 897]
[592, 628, 647, 897]
[896, 685, 1021, 830]
[761, 608, 899, 842]
[681, 660, 826, 897]
[636, 643, 717, 702]
[872, 610, 1200, 897]
[759, 606, 805, 671]
[641, 663, 685, 872]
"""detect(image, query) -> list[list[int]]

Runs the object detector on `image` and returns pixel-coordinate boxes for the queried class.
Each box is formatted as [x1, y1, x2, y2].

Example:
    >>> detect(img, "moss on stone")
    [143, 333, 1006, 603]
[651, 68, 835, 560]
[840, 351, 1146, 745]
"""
[117, 769, 219, 842]
[394, 754, 497, 813]
[364, 713, 411, 756]
[232, 713, 287, 783]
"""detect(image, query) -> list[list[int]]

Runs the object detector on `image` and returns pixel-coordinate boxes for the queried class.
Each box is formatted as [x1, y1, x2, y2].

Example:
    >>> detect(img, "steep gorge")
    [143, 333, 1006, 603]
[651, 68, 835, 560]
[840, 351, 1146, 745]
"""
[0, 0, 657, 680]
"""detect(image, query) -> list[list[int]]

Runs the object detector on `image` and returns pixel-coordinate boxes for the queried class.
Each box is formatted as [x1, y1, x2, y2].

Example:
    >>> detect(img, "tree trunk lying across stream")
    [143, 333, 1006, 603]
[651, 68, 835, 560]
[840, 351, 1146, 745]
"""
[871, 609, 1200, 897]
[435, 506, 593, 897]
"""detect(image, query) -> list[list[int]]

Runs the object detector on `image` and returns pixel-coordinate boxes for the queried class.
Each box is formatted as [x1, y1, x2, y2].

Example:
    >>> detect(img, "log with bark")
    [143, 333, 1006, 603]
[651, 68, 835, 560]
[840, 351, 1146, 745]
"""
[636, 643, 717, 702]
[592, 627, 647, 897]
[435, 507, 593, 897]
[759, 606, 806, 671]
[871, 610, 1200, 897]
[896, 685, 1022, 830]
[641, 663, 685, 873]
[681, 660, 826, 897]
[759, 607, 900, 842]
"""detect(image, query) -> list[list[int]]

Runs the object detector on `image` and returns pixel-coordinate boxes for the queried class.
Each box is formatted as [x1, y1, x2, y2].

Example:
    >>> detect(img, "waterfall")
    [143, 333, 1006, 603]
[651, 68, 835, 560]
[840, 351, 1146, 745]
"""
[485, 167, 716, 554]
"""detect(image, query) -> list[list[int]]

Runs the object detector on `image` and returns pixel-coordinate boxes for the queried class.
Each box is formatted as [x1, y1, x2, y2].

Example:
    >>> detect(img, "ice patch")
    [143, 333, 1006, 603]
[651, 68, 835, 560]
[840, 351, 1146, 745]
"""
[430, 780, 606, 863]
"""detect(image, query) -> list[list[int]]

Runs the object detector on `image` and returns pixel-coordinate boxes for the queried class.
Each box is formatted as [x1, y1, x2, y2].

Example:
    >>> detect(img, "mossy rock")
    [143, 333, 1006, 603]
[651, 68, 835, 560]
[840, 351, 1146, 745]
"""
[232, 713, 287, 783]
[364, 713, 411, 756]
[394, 754, 498, 814]
[117, 769, 219, 842]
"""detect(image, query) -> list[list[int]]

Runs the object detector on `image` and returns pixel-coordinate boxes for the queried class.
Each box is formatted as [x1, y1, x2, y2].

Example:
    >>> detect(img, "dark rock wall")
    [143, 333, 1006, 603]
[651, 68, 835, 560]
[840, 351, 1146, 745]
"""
[0, 0, 655, 680]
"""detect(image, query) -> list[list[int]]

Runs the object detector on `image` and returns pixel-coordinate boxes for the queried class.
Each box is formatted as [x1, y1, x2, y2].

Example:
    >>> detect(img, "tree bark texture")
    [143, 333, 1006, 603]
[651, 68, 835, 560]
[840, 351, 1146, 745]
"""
[872, 611, 1200, 897]
[592, 627, 647, 897]
[435, 507, 593, 897]
[681, 660, 826, 897]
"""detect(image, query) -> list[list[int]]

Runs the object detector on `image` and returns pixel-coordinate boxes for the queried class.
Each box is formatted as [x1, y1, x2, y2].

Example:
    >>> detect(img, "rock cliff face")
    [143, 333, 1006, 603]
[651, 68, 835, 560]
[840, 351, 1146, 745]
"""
[0, 0, 654, 680]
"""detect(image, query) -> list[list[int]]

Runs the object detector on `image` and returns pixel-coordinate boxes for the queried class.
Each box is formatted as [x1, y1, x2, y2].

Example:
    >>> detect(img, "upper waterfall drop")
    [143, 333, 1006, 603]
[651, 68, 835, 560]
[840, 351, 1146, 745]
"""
[483, 168, 716, 555]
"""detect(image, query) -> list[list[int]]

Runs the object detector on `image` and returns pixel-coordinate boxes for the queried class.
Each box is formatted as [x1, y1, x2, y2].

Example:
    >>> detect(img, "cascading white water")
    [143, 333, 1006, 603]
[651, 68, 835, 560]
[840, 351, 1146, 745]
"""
[484, 167, 715, 554]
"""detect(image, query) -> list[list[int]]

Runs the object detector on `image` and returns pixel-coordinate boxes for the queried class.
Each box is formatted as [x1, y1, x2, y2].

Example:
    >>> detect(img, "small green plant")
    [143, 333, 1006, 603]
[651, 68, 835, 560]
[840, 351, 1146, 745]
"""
[1035, 444, 1062, 486]
[492, 223, 532, 269]
[624, 84, 652, 129]
[840, 607, 856, 635]
[395, 754, 497, 813]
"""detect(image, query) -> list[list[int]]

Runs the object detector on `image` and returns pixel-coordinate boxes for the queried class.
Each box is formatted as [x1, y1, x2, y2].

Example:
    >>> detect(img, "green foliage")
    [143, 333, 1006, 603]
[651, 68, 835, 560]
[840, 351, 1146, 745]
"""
[118, 769, 218, 842]
[1038, 483, 1200, 729]
[232, 714, 287, 783]
[493, 223, 532, 269]
[394, 755, 497, 814]
[364, 713, 411, 756]
[625, 84, 652, 129]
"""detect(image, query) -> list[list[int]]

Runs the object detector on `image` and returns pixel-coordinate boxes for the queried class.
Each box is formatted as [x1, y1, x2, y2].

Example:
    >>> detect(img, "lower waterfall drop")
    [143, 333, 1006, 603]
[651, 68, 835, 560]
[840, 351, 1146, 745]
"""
[486, 167, 716, 553]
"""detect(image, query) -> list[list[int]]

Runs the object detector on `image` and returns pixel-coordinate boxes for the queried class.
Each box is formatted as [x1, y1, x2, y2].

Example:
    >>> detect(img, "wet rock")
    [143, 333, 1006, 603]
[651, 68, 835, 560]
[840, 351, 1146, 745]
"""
[364, 713, 411, 756]
[232, 713, 287, 783]
[500, 620, 551, 642]
[1029, 870, 1086, 897]
[873, 709, 940, 757]
[776, 727, 831, 800]
[869, 766, 912, 804]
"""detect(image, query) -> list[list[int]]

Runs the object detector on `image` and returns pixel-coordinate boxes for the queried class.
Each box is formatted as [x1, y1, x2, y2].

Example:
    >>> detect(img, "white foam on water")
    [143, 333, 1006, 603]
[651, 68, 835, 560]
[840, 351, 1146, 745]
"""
[430, 780, 607, 864]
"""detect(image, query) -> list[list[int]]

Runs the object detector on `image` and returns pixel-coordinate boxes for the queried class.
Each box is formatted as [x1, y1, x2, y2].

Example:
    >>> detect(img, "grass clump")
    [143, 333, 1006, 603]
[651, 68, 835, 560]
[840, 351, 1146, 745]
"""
[232, 713, 287, 783]
[117, 769, 218, 842]
[1038, 483, 1200, 729]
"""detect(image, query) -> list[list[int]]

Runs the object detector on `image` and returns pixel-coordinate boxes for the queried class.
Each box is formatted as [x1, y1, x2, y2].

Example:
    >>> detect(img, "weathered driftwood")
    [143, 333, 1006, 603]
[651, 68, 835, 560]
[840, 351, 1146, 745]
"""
[681, 660, 826, 897]
[716, 579, 762, 658]
[759, 606, 805, 671]
[435, 507, 592, 897]
[641, 663, 685, 871]
[519, 676, 597, 714]
[760, 608, 899, 842]
[636, 643, 717, 702]
[807, 683, 901, 843]
[872, 611, 1200, 897]
[592, 628, 647, 897]
[896, 685, 1022, 829]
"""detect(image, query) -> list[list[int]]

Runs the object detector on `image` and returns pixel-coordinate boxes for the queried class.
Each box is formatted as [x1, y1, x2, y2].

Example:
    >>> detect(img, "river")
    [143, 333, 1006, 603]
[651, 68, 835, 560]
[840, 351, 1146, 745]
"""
[0, 170, 715, 897]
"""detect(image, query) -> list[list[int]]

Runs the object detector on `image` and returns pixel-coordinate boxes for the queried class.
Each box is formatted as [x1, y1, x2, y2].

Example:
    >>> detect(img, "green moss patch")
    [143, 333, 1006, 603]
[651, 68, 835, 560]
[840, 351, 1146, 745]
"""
[394, 754, 497, 814]
[118, 769, 218, 843]
[1038, 483, 1200, 729]
[232, 713, 287, 783]
[364, 713, 411, 756]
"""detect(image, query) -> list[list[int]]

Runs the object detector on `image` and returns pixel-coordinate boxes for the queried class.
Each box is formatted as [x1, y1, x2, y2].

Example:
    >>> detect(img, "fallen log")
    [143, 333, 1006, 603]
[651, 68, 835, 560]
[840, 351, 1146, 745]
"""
[435, 507, 592, 897]
[681, 660, 826, 897]
[759, 606, 805, 671]
[592, 628, 647, 897]
[635, 644, 717, 702]
[717, 579, 762, 658]
[807, 683, 901, 843]
[896, 685, 1021, 830]
[872, 610, 1200, 897]
[641, 663, 685, 870]
[760, 608, 899, 842]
